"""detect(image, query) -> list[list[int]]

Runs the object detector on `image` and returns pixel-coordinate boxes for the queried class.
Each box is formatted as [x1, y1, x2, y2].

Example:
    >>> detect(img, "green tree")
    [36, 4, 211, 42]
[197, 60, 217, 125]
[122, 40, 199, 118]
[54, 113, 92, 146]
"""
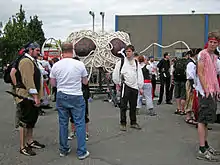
[27, 15, 46, 47]
[2, 5, 29, 62]
[44, 43, 53, 48]
[1, 5, 46, 63]
[57, 39, 62, 47]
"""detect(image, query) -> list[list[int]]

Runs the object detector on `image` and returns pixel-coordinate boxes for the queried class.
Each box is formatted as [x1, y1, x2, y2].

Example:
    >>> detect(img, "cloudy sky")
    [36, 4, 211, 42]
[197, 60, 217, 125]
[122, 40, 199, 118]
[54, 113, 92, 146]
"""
[0, 0, 220, 40]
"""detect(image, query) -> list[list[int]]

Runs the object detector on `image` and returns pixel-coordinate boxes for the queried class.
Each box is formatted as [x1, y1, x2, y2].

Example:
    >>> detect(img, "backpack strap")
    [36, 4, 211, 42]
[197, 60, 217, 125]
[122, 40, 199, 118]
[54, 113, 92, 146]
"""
[135, 59, 138, 72]
[119, 58, 124, 74]
[119, 58, 139, 85]
[119, 58, 138, 73]
[189, 58, 196, 65]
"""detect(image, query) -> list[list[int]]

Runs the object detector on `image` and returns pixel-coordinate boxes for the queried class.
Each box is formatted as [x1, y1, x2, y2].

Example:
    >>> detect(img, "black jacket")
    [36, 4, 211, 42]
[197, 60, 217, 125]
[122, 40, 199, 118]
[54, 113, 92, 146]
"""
[157, 59, 170, 78]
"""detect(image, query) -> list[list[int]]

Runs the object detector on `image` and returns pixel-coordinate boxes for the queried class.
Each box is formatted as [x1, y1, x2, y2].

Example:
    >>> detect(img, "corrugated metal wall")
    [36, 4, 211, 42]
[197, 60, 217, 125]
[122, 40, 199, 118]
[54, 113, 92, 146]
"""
[116, 14, 220, 59]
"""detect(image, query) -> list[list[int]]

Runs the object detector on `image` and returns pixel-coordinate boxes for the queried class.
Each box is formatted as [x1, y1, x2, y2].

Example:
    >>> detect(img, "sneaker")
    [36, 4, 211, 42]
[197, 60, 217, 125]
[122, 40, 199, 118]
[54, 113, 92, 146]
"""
[14, 126, 20, 131]
[39, 110, 46, 116]
[86, 132, 89, 141]
[20, 146, 36, 156]
[130, 123, 141, 130]
[207, 146, 220, 156]
[78, 151, 90, 160]
[120, 125, 127, 131]
[197, 150, 219, 162]
[68, 131, 76, 140]
[28, 140, 45, 149]
[40, 105, 53, 109]
[157, 102, 161, 105]
[166, 101, 173, 105]
[60, 148, 71, 157]
[68, 136, 73, 140]
[149, 109, 157, 116]
[150, 112, 157, 116]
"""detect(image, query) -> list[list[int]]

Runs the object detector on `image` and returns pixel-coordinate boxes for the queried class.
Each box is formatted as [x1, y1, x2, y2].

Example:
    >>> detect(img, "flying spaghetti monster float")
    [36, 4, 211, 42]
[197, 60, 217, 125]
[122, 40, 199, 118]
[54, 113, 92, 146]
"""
[66, 30, 131, 97]
[66, 30, 131, 79]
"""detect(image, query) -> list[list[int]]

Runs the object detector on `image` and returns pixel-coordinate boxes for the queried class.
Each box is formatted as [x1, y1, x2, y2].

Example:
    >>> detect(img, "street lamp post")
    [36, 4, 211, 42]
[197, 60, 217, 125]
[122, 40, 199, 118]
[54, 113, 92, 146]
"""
[0, 22, 3, 37]
[100, 12, 105, 33]
[89, 11, 95, 32]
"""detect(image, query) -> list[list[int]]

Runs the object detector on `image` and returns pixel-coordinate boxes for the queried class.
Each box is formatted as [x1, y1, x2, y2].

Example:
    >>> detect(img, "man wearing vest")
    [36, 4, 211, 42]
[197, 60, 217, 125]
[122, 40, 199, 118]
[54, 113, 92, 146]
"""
[196, 31, 220, 161]
[10, 43, 31, 129]
[15, 42, 45, 156]
[113, 45, 144, 131]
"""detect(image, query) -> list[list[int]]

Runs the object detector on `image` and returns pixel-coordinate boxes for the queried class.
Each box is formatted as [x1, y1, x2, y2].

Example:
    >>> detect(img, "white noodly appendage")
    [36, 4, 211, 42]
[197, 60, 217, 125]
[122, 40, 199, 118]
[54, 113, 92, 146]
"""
[217, 46, 220, 53]
[118, 48, 126, 58]
[139, 41, 190, 55]
[66, 30, 131, 80]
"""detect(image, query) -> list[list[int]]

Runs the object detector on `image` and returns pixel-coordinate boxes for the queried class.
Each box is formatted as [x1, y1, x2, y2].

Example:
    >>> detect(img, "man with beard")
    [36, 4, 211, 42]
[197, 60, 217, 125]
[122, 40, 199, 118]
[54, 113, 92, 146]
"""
[15, 42, 45, 156]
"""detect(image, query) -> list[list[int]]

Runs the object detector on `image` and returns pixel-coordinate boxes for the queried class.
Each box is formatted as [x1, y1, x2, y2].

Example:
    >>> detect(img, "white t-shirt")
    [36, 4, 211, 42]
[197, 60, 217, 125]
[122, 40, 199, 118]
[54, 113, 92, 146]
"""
[148, 61, 157, 75]
[40, 60, 52, 72]
[50, 58, 88, 95]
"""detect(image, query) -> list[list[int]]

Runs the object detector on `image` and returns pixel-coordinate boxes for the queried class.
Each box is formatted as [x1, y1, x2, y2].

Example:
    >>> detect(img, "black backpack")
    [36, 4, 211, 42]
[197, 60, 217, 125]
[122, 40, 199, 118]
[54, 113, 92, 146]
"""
[3, 55, 25, 84]
[173, 58, 188, 81]
[3, 63, 14, 84]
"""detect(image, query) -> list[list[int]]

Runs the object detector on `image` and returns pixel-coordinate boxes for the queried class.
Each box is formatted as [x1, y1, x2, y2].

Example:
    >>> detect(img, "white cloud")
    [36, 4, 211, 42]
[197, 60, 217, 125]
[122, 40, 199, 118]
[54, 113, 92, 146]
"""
[0, 0, 220, 41]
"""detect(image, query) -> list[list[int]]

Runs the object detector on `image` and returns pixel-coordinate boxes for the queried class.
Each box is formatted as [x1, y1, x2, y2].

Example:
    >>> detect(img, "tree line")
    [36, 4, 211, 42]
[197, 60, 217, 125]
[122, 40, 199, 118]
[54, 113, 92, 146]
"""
[0, 5, 46, 65]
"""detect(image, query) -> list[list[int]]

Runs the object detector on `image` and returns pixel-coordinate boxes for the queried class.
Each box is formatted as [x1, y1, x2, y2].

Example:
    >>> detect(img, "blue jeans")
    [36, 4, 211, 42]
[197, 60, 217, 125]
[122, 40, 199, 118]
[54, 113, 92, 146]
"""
[56, 91, 87, 156]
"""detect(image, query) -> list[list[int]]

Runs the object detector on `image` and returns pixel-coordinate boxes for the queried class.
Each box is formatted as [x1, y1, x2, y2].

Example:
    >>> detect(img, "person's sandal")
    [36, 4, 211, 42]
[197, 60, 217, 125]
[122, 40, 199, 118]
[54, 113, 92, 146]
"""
[179, 111, 186, 115]
[185, 118, 197, 125]
[174, 109, 180, 114]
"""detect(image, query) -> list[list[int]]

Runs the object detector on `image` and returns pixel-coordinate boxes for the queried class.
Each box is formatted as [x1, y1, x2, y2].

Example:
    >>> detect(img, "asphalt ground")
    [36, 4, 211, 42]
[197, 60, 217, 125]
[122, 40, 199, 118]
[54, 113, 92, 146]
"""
[0, 80, 220, 165]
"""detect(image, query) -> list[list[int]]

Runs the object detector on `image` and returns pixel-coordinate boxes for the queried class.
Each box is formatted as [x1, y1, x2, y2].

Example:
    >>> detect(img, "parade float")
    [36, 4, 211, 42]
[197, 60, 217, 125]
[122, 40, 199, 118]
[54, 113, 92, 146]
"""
[66, 30, 131, 97]
[41, 30, 198, 102]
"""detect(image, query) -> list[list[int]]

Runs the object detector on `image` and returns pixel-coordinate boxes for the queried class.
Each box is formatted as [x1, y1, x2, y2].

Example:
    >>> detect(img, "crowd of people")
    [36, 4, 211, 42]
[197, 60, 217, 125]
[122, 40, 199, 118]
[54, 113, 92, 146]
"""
[4, 30, 220, 162]
[112, 31, 220, 162]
